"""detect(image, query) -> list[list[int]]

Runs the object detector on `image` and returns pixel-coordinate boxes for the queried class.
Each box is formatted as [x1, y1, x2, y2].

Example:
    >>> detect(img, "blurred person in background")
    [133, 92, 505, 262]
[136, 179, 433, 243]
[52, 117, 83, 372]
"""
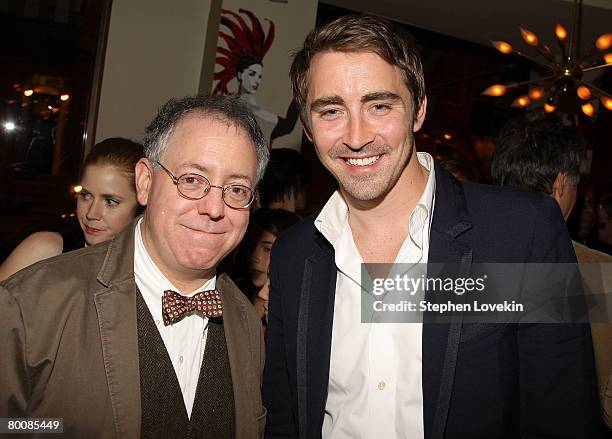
[438, 156, 483, 183]
[0, 137, 143, 280]
[492, 114, 612, 430]
[232, 208, 300, 321]
[593, 194, 612, 256]
[258, 148, 310, 213]
[569, 180, 599, 243]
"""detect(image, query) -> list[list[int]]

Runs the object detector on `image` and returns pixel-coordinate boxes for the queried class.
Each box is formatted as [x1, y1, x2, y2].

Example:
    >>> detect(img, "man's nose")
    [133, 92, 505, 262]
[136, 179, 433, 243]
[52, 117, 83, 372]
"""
[196, 186, 226, 219]
[344, 113, 374, 151]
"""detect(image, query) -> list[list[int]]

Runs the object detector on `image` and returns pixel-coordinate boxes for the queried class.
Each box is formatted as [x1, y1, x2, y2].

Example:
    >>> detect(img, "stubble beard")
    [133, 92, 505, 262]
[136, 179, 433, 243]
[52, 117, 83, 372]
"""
[322, 142, 414, 203]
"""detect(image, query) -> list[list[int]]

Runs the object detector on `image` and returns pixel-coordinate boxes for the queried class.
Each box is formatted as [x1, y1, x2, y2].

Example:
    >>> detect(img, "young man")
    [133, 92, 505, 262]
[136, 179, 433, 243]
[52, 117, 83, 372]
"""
[1, 95, 268, 438]
[263, 15, 601, 438]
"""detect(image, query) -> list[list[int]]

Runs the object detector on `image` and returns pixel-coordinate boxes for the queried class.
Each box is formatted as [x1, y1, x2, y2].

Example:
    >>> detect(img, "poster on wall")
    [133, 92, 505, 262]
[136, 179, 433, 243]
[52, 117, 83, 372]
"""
[211, 0, 318, 150]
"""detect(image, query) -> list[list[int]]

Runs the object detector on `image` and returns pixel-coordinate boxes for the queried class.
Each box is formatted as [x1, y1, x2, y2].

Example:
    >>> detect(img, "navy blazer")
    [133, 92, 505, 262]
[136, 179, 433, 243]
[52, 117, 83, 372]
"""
[263, 164, 602, 438]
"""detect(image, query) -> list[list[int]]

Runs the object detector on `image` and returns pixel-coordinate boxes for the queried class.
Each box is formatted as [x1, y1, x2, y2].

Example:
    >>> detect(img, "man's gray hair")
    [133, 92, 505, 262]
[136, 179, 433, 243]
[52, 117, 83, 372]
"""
[143, 94, 269, 182]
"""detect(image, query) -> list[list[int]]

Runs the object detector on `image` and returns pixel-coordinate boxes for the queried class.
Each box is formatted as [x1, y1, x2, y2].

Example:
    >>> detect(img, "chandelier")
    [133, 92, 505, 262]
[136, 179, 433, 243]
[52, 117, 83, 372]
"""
[481, 0, 612, 117]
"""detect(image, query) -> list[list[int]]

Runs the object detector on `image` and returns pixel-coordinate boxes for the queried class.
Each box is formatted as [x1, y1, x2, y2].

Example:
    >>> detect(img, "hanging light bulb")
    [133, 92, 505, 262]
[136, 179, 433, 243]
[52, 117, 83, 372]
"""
[544, 103, 557, 113]
[581, 102, 595, 117]
[512, 95, 531, 107]
[491, 41, 513, 54]
[528, 88, 544, 100]
[520, 27, 539, 46]
[481, 84, 507, 96]
[595, 33, 612, 51]
[577, 86, 592, 100]
[601, 96, 612, 111]
[604, 53, 612, 64]
[555, 24, 568, 41]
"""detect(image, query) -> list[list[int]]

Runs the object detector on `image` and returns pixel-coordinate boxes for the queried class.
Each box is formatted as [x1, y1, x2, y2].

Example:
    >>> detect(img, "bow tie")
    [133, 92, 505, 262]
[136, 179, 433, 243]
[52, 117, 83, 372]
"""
[161, 289, 223, 326]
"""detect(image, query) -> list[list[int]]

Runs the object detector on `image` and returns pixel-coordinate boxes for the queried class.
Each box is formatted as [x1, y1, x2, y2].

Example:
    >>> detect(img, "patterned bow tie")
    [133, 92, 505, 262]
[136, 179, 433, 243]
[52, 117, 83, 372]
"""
[161, 289, 223, 326]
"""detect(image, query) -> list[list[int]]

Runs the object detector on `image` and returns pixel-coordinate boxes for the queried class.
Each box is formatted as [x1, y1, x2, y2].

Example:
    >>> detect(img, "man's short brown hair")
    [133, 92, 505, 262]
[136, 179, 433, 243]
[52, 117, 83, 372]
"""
[290, 14, 426, 128]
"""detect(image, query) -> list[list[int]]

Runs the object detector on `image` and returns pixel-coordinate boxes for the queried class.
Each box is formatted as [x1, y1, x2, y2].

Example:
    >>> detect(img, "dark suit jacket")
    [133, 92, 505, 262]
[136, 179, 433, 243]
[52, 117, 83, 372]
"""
[263, 164, 602, 438]
[0, 220, 266, 438]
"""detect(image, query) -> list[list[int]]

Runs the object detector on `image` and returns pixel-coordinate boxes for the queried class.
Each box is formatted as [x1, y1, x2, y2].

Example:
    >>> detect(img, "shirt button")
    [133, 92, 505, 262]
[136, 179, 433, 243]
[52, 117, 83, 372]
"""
[378, 381, 386, 390]
[179, 355, 184, 364]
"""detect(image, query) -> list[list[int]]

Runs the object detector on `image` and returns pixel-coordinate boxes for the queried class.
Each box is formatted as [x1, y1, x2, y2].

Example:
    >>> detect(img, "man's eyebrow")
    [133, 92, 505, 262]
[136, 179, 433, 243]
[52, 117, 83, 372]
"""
[101, 193, 124, 200]
[310, 95, 345, 112]
[181, 163, 252, 184]
[361, 91, 402, 103]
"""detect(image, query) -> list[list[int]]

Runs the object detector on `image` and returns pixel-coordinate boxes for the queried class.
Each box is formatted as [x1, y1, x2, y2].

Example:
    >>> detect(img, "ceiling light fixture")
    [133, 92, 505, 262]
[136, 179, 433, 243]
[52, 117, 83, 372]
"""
[482, 0, 611, 118]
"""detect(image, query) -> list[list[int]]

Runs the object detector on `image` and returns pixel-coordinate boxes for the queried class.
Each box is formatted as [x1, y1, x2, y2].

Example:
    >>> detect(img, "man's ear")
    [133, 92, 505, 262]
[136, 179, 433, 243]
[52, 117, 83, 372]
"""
[413, 96, 428, 133]
[135, 158, 153, 206]
[552, 171, 566, 200]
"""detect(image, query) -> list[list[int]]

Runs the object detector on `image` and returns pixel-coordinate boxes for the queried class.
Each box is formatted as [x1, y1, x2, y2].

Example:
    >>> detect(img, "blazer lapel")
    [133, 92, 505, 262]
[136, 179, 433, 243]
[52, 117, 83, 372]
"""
[216, 273, 261, 439]
[297, 233, 336, 439]
[93, 223, 141, 439]
[423, 165, 473, 439]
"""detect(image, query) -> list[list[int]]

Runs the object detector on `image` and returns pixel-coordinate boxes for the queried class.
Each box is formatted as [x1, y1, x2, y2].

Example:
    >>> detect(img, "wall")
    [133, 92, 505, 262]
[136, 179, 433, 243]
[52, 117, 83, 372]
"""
[95, 0, 216, 145]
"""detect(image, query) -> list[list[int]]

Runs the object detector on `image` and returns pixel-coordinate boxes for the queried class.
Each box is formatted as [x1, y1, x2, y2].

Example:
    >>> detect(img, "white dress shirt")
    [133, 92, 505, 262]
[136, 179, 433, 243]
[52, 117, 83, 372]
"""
[134, 218, 214, 418]
[317, 152, 436, 439]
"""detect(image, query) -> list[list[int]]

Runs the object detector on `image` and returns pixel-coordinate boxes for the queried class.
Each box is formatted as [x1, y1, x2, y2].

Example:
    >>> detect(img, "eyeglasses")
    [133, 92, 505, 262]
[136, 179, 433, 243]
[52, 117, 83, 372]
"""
[156, 161, 256, 209]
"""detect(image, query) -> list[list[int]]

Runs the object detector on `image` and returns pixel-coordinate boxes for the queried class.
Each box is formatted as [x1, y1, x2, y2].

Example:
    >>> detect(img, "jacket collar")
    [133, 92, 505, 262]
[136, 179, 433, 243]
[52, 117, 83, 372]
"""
[92, 219, 141, 438]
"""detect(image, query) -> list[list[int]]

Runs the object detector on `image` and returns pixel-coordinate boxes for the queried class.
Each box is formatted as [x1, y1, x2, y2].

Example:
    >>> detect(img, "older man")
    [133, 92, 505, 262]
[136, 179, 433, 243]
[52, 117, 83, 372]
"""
[263, 14, 601, 439]
[1, 95, 268, 438]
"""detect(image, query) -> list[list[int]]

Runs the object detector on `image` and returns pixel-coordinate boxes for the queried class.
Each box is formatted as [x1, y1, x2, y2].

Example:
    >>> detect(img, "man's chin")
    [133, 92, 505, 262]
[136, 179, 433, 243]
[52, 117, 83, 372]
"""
[175, 252, 220, 275]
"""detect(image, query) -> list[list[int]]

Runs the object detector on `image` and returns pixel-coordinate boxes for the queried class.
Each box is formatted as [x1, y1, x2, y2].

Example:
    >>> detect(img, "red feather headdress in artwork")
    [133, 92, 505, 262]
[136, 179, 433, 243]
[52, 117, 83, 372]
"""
[213, 8, 276, 96]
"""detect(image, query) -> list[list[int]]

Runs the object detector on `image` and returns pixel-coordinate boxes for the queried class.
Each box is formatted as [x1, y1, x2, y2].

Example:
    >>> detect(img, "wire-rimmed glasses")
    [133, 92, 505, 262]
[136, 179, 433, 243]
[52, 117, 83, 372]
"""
[156, 161, 256, 209]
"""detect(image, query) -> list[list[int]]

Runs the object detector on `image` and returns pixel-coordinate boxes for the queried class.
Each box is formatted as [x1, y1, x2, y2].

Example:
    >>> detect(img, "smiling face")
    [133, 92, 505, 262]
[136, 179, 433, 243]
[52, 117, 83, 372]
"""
[136, 115, 257, 288]
[238, 63, 263, 95]
[306, 51, 426, 205]
[76, 164, 139, 245]
[248, 229, 276, 288]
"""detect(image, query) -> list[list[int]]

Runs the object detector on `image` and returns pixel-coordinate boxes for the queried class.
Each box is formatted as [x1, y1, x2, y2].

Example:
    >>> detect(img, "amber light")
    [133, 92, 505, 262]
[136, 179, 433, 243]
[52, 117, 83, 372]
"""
[443, 133, 452, 140]
[528, 88, 544, 100]
[577, 86, 592, 100]
[72, 185, 83, 193]
[604, 53, 612, 64]
[544, 103, 556, 113]
[512, 95, 530, 107]
[60, 94, 70, 102]
[555, 24, 568, 41]
[24, 89, 34, 97]
[595, 34, 612, 51]
[481, 84, 507, 97]
[601, 96, 612, 111]
[581, 103, 595, 117]
[520, 28, 539, 46]
[492, 41, 513, 54]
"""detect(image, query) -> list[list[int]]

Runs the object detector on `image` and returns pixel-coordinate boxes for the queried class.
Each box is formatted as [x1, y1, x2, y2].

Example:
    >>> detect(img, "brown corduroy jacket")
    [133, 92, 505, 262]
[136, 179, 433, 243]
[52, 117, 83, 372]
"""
[0, 220, 266, 438]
